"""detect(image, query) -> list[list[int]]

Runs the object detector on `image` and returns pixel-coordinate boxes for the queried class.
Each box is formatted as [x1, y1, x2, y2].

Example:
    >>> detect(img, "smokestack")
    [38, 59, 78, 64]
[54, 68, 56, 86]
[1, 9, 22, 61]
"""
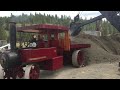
[9, 22, 16, 51]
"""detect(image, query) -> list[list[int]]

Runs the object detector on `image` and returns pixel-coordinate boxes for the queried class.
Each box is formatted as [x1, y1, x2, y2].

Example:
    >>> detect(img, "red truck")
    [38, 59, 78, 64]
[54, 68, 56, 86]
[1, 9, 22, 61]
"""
[0, 23, 90, 79]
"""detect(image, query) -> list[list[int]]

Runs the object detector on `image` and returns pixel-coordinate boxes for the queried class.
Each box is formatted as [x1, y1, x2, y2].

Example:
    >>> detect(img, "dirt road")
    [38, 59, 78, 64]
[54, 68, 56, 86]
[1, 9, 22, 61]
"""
[40, 62, 120, 79]
[0, 61, 120, 79]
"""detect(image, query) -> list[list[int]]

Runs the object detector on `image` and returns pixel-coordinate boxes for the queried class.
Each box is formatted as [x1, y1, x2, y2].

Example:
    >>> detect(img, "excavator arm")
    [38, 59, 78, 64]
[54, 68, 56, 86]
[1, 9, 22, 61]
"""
[70, 11, 120, 36]
[70, 15, 104, 36]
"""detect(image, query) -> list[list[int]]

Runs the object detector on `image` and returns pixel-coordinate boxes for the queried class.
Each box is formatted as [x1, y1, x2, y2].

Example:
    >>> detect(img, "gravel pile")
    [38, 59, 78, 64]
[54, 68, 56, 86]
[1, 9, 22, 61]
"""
[71, 33, 120, 64]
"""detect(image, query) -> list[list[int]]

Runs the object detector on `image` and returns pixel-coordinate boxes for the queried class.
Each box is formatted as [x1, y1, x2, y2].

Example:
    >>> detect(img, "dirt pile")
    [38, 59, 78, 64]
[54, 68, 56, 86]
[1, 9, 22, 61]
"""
[71, 33, 120, 64]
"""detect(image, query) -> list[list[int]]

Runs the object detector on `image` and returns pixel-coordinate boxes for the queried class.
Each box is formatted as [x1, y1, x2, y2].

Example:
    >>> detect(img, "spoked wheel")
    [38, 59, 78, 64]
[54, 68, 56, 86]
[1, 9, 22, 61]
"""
[1, 66, 25, 79]
[24, 64, 40, 79]
[16, 67, 25, 79]
[72, 50, 85, 68]
[3, 69, 16, 79]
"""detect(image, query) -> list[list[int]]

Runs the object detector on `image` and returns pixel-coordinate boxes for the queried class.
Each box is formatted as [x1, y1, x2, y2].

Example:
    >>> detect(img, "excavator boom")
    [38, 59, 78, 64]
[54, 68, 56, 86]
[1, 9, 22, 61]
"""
[100, 11, 120, 32]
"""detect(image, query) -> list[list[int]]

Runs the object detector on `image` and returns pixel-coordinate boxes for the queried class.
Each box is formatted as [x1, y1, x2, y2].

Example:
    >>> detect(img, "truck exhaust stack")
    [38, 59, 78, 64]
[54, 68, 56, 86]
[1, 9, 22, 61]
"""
[9, 22, 16, 51]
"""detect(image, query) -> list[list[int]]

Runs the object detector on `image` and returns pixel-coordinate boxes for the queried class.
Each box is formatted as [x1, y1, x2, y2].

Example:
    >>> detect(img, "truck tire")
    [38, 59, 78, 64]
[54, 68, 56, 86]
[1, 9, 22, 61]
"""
[72, 50, 84, 68]
[24, 64, 40, 79]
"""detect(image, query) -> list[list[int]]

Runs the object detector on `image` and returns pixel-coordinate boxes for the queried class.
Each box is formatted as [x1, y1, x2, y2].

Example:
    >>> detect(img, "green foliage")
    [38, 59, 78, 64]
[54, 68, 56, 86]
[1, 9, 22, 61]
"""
[0, 29, 7, 40]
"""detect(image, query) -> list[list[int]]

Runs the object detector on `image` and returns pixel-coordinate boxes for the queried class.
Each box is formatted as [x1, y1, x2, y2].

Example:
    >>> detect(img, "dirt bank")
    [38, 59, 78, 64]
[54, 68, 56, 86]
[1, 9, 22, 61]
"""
[71, 33, 120, 64]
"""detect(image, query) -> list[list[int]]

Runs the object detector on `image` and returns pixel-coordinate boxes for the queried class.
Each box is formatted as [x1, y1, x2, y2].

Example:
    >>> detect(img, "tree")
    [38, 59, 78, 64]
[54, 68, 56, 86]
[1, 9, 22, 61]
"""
[0, 29, 7, 40]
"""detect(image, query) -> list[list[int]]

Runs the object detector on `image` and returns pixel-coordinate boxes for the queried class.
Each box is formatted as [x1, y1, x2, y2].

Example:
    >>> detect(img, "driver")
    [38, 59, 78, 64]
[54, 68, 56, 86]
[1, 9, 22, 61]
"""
[29, 35, 37, 47]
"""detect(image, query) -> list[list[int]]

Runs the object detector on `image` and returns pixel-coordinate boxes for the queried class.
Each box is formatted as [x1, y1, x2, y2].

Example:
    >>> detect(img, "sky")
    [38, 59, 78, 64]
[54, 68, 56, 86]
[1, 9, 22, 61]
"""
[0, 11, 101, 20]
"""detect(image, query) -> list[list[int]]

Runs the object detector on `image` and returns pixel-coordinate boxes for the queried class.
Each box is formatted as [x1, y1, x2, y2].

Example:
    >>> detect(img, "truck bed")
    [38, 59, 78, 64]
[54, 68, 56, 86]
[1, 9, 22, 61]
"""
[70, 44, 91, 50]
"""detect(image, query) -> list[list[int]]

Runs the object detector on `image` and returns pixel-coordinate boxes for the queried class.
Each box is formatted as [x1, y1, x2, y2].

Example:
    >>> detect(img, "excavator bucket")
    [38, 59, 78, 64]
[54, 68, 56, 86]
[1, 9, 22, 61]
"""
[69, 22, 82, 36]
[70, 15, 104, 36]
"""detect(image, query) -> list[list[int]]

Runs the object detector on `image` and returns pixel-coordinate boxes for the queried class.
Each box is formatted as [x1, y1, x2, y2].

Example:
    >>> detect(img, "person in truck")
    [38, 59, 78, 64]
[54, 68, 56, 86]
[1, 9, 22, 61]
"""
[29, 35, 37, 47]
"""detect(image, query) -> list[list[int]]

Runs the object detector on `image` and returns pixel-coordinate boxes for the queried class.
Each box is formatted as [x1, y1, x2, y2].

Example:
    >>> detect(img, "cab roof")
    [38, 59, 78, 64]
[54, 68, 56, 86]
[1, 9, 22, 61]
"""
[17, 24, 69, 33]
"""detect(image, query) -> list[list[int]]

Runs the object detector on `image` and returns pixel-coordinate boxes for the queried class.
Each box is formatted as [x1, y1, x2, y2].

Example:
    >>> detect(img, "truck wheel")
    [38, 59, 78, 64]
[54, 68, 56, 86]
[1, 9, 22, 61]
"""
[72, 50, 84, 68]
[24, 64, 40, 79]
[16, 67, 25, 79]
